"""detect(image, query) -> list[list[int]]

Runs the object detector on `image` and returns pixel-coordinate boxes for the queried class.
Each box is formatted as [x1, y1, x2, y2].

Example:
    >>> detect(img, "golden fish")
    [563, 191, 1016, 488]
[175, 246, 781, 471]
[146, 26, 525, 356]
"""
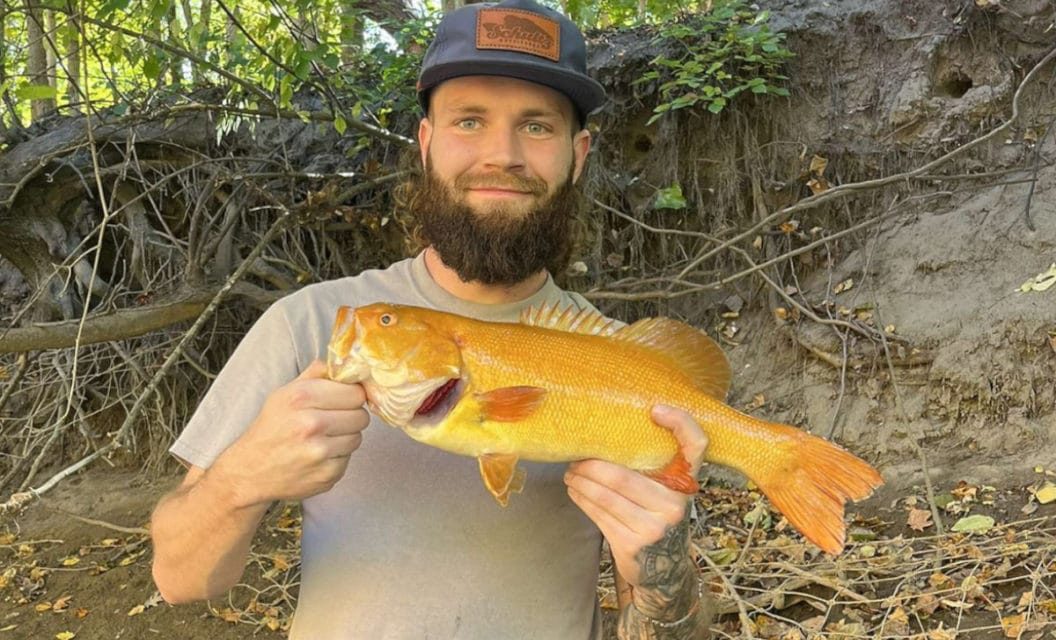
[327, 302, 883, 554]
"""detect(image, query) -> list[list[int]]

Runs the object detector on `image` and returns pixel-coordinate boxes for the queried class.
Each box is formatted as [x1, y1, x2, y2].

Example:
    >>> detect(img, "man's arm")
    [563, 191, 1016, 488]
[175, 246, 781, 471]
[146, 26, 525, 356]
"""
[151, 361, 370, 604]
[612, 522, 709, 639]
[565, 405, 709, 639]
[151, 464, 271, 603]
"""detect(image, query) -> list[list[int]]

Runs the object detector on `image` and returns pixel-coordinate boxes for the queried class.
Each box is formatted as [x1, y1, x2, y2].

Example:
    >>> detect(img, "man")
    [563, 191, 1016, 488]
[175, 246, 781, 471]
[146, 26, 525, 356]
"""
[150, 0, 710, 637]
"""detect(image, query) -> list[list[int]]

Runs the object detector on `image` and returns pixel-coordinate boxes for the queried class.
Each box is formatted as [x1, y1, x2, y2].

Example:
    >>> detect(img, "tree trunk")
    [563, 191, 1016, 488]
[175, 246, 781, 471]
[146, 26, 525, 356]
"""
[0, 0, 8, 134]
[64, 0, 81, 110]
[45, 10, 58, 88]
[24, 0, 55, 120]
[441, 0, 462, 13]
[339, 0, 363, 67]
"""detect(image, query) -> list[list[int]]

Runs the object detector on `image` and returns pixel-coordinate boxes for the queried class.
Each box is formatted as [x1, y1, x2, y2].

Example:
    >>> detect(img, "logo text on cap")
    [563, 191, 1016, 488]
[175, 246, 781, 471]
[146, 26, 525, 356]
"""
[476, 8, 561, 62]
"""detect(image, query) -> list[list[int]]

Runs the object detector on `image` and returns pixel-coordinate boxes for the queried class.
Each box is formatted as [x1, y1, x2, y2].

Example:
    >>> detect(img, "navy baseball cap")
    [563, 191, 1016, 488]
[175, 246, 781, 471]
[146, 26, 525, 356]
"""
[416, 0, 607, 124]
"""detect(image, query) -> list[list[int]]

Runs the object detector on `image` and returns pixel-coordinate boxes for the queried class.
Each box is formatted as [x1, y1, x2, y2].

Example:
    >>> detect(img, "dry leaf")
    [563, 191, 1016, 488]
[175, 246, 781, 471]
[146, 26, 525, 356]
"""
[807, 177, 830, 194]
[55, 633, 75, 640]
[34, 602, 52, 613]
[833, 278, 854, 293]
[127, 604, 145, 617]
[915, 593, 940, 615]
[1001, 614, 1024, 638]
[51, 595, 71, 612]
[928, 626, 958, 640]
[1018, 263, 1056, 292]
[779, 220, 799, 234]
[74, 608, 89, 618]
[61, 557, 79, 567]
[907, 508, 933, 532]
[809, 154, 828, 175]
[1034, 483, 1056, 504]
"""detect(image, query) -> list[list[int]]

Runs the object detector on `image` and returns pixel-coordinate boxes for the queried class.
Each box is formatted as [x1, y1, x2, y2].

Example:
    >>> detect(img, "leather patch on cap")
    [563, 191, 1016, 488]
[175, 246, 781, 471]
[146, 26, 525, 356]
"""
[477, 8, 560, 62]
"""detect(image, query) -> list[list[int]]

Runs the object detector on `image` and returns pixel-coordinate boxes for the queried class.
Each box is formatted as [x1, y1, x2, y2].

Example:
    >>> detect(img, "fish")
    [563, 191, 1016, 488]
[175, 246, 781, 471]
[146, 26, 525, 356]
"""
[326, 302, 883, 554]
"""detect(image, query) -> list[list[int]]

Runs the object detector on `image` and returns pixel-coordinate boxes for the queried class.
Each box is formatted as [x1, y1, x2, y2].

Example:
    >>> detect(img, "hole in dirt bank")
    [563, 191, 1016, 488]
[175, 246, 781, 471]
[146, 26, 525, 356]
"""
[633, 135, 653, 153]
[936, 71, 973, 98]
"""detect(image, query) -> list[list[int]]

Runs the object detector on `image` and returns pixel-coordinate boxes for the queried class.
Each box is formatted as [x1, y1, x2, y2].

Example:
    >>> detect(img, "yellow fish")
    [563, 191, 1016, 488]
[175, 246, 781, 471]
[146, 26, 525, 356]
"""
[327, 302, 882, 554]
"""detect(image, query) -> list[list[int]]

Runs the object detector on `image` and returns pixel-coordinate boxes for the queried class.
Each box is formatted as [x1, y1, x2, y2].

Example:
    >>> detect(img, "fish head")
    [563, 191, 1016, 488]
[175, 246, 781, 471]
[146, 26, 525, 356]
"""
[327, 303, 464, 427]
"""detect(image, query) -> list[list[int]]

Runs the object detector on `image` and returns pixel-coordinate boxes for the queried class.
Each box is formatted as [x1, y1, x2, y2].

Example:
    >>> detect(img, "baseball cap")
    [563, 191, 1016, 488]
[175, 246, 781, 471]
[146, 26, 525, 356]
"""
[416, 0, 607, 124]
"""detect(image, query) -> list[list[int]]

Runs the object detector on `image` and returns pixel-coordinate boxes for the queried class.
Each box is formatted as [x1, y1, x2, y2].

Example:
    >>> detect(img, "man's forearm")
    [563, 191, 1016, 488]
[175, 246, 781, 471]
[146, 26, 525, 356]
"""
[617, 519, 710, 640]
[151, 468, 271, 604]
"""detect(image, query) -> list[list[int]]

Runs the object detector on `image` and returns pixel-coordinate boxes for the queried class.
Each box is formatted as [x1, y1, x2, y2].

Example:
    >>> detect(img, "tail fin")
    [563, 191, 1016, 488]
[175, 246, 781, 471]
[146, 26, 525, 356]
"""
[753, 428, 883, 555]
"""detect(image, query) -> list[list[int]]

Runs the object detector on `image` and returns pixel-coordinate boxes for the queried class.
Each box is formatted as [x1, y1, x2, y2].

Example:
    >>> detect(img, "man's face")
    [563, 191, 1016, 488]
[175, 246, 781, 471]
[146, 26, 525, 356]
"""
[411, 76, 592, 285]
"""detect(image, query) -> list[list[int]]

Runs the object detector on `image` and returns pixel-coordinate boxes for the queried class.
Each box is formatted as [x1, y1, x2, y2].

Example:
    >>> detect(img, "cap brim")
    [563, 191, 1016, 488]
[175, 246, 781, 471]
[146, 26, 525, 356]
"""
[418, 59, 607, 119]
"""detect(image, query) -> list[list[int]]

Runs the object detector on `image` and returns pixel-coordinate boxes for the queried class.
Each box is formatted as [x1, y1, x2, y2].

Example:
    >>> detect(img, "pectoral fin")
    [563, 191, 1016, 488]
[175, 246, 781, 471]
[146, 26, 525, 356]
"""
[478, 453, 526, 507]
[475, 386, 546, 422]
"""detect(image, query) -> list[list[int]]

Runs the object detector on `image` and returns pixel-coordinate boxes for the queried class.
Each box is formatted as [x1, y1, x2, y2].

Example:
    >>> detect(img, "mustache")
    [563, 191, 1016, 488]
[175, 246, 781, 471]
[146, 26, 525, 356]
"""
[453, 173, 547, 195]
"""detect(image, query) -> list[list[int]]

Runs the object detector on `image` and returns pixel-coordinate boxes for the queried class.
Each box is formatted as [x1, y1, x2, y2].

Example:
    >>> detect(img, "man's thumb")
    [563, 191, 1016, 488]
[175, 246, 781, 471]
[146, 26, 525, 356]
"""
[297, 359, 329, 380]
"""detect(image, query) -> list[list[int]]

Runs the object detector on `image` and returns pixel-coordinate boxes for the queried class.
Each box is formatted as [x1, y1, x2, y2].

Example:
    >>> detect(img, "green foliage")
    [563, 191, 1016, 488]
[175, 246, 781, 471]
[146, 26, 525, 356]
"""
[653, 183, 687, 210]
[560, 0, 715, 29]
[632, 1, 793, 124]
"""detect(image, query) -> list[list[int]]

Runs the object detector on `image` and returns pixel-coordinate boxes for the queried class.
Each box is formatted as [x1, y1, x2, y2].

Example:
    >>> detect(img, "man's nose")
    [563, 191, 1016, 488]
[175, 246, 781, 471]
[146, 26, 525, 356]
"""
[479, 127, 526, 172]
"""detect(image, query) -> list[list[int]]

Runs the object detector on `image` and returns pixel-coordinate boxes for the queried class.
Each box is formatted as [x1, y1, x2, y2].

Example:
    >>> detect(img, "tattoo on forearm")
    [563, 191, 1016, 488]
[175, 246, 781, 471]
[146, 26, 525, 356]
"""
[617, 518, 710, 640]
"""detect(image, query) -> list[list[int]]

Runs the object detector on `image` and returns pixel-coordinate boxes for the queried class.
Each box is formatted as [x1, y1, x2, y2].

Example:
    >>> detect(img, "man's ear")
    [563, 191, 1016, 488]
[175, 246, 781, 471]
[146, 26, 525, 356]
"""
[418, 117, 433, 167]
[571, 128, 592, 184]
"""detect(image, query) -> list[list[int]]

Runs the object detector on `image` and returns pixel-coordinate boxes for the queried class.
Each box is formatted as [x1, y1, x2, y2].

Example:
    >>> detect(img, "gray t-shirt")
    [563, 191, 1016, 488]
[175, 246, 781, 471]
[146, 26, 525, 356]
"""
[171, 253, 605, 639]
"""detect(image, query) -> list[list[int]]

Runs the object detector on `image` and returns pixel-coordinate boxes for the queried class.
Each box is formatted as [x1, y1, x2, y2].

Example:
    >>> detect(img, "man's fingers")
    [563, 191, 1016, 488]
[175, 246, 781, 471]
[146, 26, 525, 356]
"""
[321, 409, 372, 436]
[304, 379, 368, 410]
[651, 404, 709, 469]
[326, 433, 364, 457]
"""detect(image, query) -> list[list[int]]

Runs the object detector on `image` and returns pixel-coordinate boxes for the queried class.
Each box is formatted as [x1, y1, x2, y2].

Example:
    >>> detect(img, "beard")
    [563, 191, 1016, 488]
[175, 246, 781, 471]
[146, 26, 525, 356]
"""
[408, 159, 581, 287]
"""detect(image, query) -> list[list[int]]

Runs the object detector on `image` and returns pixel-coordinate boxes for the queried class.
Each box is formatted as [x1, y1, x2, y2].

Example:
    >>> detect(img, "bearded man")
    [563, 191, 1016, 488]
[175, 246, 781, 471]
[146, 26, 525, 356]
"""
[150, 1, 710, 638]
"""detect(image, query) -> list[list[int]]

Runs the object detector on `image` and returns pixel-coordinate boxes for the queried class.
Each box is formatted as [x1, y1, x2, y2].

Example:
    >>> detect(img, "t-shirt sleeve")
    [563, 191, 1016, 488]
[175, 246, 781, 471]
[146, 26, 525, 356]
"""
[169, 299, 302, 469]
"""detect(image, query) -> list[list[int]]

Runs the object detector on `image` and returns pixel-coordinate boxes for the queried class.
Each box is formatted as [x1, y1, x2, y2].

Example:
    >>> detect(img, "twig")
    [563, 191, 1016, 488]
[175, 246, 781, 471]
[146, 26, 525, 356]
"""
[40, 503, 149, 535]
[701, 552, 757, 639]
[1021, 114, 1056, 232]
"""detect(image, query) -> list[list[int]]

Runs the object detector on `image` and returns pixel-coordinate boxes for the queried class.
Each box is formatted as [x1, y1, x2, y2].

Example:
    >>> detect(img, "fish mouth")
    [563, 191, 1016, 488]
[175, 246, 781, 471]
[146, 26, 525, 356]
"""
[409, 378, 463, 428]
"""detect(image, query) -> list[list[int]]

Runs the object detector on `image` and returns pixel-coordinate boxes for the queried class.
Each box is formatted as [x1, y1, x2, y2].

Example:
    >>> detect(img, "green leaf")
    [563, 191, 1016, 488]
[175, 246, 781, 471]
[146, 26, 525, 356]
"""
[654, 184, 687, 210]
[15, 84, 57, 101]
[143, 55, 161, 81]
[334, 115, 347, 135]
[951, 515, 995, 534]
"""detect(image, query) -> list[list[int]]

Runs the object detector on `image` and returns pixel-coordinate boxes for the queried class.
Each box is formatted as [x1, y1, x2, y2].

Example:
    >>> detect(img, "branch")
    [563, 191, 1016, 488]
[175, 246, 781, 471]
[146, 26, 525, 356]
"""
[0, 283, 283, 354]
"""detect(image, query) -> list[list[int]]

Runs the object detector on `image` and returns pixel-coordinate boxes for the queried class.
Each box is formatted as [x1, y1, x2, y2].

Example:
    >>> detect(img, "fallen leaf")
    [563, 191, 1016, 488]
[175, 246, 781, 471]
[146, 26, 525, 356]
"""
[907, 508, 933, 532]
[61, 557, 79, 567]
[809, 154, 828, 175]
[1034, 483, 1056, 504]
[951, 481, 978, 501]
[127, 604, 144, 617]
[1001, 614, 1024, 638]
[915, 593, 940, 615]
[55, 633, 75, 640]
[928, 625, 958, 640]
[951, 514, 994, 534]
[834, 278, 854, 293]
[74, 608, 89, 618]
[35, 602, 52, 613]
[1018, 263, 1056, 292]
[779, 220, 800, 234]
[51, 595, 71, 612]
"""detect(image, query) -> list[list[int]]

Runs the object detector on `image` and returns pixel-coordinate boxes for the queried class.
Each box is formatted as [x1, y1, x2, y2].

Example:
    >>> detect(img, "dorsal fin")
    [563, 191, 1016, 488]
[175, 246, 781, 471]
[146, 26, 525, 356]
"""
[612, 318, 731, 400]
[520, 303, 620, 337]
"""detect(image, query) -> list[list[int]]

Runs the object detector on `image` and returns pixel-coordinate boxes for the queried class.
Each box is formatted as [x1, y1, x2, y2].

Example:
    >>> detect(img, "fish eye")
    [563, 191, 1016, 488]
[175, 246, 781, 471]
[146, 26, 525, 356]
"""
[379, 313, 395, 326]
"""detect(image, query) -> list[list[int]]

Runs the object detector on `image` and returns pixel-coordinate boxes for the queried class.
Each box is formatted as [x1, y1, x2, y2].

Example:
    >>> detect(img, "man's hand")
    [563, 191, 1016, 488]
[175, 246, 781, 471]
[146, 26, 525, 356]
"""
[563, 404, 707, 588]
[565, 405, 709, 637]
[212, 360, 371, 508]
